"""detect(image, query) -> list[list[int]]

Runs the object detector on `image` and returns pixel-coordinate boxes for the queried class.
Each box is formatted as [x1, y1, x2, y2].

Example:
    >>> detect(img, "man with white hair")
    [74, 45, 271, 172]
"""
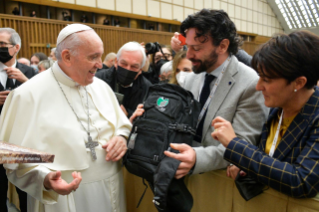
[96, 42, 152, 117]
[0, 27, 36, 212]
[0, 24, 131, 212]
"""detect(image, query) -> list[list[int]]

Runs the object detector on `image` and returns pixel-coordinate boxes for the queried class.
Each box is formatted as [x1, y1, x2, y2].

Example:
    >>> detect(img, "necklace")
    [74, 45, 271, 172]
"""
[52, 70, 98, 160]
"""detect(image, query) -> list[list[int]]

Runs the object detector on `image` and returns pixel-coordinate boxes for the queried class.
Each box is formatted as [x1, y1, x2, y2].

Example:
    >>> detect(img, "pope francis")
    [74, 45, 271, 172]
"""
[0, 24, 132, 212]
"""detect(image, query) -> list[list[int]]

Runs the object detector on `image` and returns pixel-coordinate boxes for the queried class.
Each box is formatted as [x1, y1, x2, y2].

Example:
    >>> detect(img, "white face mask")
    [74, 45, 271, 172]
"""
[176, 71, 191, 87]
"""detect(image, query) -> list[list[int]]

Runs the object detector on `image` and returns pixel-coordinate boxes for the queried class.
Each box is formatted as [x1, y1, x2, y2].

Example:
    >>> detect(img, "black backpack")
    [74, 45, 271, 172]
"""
[124, 83, 201, 211]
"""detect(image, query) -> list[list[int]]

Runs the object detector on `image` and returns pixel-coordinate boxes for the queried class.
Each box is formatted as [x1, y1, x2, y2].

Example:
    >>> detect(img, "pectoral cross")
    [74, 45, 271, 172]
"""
[86, 135, 99, 160]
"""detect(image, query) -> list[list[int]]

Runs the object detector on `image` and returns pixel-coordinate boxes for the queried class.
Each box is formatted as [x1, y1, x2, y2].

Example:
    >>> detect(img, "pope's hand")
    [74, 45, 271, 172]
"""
[129, 104, 144, 123]
[0, 90, 10, 106]
[164, 143, 196, 179]
[211, 116, 236, 147]
[4, 67, 28, 83]
[171, 32, 183, 53]
[102, 135, 127, 162]
[44, 171, 82, 195]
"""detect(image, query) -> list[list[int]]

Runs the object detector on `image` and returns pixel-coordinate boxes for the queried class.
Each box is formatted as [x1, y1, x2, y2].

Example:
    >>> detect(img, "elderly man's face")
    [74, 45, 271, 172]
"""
[69, 31, 103, 86]
[0, 32, 19, 62]
[114, 50, 143, 78]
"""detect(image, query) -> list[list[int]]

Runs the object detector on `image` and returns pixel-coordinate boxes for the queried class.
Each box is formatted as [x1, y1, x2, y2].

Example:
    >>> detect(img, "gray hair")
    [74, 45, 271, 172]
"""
[55, 30, 94, 61]
[117, 42, 146, 68]
[38, 59, 54, 70]
[104, 52, 116, 62]
[51, 47, 56, 52]
[0, 28, 21, 52]
[160, 61, 172, 75]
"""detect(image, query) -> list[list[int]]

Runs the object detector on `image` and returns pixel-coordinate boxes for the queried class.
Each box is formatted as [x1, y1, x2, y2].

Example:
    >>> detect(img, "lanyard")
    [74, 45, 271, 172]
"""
[196, 57, 231, 128]
[269, 110, 284, 157]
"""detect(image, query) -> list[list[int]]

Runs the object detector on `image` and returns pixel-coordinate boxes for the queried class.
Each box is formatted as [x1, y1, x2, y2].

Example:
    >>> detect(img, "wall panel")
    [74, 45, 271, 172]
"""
[0, 14, 173, 59]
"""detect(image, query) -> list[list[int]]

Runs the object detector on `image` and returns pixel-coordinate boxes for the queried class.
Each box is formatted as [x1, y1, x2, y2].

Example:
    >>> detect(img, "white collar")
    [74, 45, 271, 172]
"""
[0, 60, 17, 72]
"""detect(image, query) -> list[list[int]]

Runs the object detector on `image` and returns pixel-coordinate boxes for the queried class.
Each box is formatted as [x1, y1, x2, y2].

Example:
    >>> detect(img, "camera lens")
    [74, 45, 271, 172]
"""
[145, 42, 159, 55]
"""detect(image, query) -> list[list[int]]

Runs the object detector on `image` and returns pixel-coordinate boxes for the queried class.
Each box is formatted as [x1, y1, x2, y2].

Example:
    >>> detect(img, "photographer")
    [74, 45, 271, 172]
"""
[142, 42, 173, 84]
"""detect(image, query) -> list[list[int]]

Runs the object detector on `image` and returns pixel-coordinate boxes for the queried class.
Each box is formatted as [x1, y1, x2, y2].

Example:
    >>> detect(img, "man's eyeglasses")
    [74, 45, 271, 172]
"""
[154, 53, 172, 61]
[0, 42, 14, 47]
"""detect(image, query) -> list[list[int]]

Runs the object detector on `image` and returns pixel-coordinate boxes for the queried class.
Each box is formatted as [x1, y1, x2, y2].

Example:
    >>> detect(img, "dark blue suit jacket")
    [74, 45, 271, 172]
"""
[224, 87, 319, 198]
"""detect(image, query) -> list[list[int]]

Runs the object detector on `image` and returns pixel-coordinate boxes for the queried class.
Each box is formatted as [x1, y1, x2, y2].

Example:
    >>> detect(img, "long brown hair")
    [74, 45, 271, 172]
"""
[170, 51, 188, 85]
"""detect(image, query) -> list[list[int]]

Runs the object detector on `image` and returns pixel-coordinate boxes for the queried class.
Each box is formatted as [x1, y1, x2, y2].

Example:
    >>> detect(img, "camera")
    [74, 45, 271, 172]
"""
[145, 42, 160, 55]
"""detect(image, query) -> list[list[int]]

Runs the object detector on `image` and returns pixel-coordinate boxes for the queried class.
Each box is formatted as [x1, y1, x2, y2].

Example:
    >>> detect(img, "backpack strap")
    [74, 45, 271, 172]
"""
[168, 123, 196, 135]
[152, 156, 193, 212]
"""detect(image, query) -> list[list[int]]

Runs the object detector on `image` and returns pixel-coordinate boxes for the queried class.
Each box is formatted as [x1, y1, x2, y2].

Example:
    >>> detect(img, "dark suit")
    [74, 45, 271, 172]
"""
[95, 66, 152, 117]
[0, 62, 35, 212]
[224, 87, 319, 198]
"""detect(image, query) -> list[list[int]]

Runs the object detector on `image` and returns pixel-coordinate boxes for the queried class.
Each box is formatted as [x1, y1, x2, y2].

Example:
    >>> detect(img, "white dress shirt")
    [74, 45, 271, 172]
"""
[0, 60, 17, 89]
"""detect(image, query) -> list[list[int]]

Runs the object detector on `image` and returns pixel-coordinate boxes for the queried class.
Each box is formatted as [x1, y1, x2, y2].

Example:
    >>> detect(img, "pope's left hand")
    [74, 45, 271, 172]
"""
[102, 135, 127, 162]
[211, 116, 236, 148]
[4, 67, 28, 83]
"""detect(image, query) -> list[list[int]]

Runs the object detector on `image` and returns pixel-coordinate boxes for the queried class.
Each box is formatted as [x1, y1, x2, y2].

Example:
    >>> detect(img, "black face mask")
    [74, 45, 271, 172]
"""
[0, 47, 13, 63]
[116, 65, 139, 86]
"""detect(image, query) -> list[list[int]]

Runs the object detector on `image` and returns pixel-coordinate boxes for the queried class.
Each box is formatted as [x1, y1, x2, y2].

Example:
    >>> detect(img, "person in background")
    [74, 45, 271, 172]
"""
[159, 60, 172, 82]
[49, 48, 57, 61]
[103, 18, 110, 25]
[38, 59, 53, 73]
[30, 11, 36, 17]
[95, 42, 152, 118]
[30, 52, 48, 73]
[114, 19, 120, 27]
[12, 7, 20, 16]
[80, 13, 88, 23]
[101, 52, 116, 70]
[143, 44, 173, 84]
[170, 50, 193, 87]
[17, 58, 30, 66]
[0, 27, 36, 212]
[212, 30, 319, 198]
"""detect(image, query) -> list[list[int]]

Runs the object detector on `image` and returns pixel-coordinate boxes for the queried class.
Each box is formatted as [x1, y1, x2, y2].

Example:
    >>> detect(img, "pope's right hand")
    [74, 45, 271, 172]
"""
[171, 32, 183, 53]
[44, 171, 82, 195]
[0, 90, 10, 106]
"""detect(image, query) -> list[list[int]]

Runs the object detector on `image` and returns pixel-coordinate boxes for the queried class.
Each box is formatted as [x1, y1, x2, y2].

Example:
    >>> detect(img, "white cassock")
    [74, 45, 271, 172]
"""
[0, 62, 132, 212]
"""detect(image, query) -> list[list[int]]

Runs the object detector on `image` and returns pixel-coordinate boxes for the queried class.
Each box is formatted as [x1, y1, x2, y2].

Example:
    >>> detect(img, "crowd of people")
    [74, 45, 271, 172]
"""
[1, 8, 319, 212]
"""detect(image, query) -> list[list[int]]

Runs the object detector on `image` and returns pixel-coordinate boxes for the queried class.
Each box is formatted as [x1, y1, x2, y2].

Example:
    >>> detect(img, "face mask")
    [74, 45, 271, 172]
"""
[30, 64, 39, 73]
[0, 47, 13, 63]
[176, 71, 191, 87]
[117, 65, 138, 86]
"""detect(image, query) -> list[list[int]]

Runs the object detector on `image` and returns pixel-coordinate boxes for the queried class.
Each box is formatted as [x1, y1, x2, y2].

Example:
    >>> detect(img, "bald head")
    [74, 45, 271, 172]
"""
[17, 57, 30, 66]
[103, 52, 116, 68]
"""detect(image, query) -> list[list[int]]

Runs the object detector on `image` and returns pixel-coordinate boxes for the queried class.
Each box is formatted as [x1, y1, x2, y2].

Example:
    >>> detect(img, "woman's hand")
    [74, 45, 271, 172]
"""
[226, 165, 246, 180]
[211, 116, 236, 147]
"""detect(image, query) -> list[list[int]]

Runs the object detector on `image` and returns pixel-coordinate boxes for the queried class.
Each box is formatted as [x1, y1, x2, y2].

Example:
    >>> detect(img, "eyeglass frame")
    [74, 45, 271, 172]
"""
[154, 53, 172, 61]
[0, 41, 15, 48]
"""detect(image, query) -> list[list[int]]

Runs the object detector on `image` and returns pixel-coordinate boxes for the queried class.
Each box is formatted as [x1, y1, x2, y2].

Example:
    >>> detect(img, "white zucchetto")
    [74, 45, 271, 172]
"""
[56, 24, 92, 46]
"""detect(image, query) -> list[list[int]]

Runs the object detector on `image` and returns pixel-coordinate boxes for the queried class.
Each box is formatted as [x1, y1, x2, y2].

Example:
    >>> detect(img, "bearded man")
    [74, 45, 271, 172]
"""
[164, 9, 269, 178]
